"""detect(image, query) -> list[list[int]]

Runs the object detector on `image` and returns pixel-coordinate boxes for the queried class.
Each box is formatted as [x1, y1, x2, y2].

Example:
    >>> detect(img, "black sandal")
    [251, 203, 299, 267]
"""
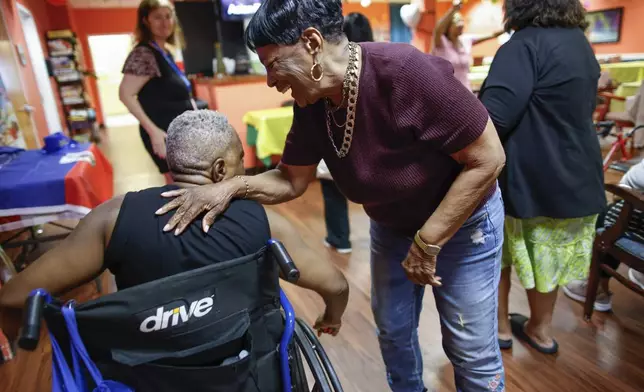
[509, 313, 558, 355]
[498, 338, 513, 350]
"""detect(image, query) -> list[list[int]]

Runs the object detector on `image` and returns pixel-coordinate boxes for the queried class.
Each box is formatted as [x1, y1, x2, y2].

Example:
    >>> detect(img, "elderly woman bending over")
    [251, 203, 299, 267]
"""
[156, 1, 506, 391]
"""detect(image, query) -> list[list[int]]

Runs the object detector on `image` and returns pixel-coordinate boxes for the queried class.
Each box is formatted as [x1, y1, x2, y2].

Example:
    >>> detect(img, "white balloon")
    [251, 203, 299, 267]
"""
[400, 3, 422, 29]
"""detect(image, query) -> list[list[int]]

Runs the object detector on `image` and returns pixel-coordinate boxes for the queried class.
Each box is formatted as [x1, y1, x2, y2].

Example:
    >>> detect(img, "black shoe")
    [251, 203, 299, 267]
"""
[498, 338, 513, 350]
[509, 313, 558, 354]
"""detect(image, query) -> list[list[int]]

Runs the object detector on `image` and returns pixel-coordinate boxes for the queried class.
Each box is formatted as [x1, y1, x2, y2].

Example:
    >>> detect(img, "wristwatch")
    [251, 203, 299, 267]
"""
[414, 231, 441, 256]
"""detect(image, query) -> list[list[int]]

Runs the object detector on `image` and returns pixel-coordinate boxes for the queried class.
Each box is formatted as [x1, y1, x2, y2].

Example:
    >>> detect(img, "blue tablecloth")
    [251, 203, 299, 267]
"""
[0, 143, 113, 232]
[0, 144, 90, 212]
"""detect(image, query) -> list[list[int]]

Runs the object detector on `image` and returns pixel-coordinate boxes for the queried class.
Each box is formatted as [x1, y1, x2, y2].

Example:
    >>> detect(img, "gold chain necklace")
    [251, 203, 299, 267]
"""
[325, 42, 360, 159]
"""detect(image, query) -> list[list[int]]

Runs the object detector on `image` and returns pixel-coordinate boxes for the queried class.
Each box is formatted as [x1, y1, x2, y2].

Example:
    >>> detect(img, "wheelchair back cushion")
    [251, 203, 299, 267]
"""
[45, 248, 284, 392]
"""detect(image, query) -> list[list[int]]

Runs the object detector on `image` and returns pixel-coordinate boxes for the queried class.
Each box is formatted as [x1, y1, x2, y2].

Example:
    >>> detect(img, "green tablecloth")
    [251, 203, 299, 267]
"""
[601, 61, 644, 85]
[246, 125, 271, 167]
[469, 62, 644, 91]
[243, 107, 293, 167]
[611, 81, 642, 113]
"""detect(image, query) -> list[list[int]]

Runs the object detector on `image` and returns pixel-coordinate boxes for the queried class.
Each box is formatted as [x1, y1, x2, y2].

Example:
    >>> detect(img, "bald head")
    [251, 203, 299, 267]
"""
[166, 110, 244, 182]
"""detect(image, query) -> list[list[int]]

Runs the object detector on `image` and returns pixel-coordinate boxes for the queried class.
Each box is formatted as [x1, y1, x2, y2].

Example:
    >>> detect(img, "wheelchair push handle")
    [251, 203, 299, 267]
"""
[18, 289, 48, 351]
[269, 240, 300, 283]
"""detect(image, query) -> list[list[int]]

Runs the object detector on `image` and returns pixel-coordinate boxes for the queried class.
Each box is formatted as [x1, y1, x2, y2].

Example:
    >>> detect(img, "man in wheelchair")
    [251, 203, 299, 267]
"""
[0, 110, 349, 391]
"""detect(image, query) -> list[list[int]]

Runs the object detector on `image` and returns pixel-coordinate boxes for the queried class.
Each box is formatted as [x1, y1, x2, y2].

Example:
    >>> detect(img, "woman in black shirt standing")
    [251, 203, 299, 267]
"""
[119, 0, 194, 184]
[479, 0, 606, 355]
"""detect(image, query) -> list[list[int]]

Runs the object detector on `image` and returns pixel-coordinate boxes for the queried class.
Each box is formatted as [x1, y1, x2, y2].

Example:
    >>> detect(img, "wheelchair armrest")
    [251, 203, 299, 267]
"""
[627, 125, 644, 138]
[606, 184, 644, 211]
[596, 121, 615, 138]
[268, 240, 300, 283]
[596, 120, 615, 128]
[18, 289, 49, 351]
[598, 92, 626, 101]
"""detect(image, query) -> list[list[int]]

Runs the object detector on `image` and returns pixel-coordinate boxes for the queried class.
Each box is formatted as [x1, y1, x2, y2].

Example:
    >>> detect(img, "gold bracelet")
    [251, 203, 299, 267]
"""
[236, 175, 249, 199]
[414, 231, 441, 256]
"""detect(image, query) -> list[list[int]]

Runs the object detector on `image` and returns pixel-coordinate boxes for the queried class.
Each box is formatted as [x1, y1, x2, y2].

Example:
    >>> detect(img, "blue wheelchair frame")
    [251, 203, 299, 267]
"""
[19, 239, 343, 392]
[279, 290, 297, 392]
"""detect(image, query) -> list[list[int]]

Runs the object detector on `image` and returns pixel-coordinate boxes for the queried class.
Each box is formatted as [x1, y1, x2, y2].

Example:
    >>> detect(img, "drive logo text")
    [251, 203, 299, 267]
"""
[139, 295, 215, 333]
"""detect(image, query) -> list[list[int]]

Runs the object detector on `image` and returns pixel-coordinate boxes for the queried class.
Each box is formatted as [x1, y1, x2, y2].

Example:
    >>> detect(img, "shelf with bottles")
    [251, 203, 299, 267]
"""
[47, 37, 75, 58]
[60, 85, 86, 105]
[46, 29, 99, 141]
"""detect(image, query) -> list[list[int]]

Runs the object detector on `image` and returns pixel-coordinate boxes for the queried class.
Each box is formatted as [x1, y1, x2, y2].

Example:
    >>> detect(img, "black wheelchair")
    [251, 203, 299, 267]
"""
[18, 240, 343, 392]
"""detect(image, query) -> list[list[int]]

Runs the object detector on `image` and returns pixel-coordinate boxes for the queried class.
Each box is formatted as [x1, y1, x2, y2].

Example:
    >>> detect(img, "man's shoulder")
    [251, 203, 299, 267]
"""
[225, 198, 268, 220]
[208, 198, 271, 252]
[122, 186, 268, 222]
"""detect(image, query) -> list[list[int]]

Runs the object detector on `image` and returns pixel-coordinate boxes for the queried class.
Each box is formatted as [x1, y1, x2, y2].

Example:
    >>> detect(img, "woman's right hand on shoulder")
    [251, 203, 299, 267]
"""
[155, 181, 237, 235]
[149, 127, 167, 159]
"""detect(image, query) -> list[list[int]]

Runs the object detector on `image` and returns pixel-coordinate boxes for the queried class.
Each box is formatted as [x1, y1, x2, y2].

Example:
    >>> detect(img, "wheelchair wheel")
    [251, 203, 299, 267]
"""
[289, 339, 309, 392]
[293, 322, 332, 392]
[295, 319, 343, 392]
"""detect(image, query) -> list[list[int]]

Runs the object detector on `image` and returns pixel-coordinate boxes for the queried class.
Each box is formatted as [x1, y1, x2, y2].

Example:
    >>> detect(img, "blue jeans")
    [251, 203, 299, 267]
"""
[370, 189, 505, 392]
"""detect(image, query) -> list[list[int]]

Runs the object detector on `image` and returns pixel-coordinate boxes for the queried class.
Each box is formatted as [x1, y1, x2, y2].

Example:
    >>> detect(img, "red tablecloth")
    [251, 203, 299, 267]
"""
[0, 143, 113, 232]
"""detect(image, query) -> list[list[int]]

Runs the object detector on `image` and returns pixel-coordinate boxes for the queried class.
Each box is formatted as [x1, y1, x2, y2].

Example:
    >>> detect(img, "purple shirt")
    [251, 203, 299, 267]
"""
[281, 42, 490, 235]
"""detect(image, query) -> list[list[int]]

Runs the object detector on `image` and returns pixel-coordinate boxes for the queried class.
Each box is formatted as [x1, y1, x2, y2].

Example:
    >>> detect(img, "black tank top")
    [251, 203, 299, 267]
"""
[104, 185, 271, 290]
[137, 42, 193, 132]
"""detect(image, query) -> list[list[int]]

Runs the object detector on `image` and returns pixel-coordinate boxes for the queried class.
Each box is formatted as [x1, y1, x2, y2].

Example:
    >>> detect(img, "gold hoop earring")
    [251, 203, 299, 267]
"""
[310, 62, 323, 82]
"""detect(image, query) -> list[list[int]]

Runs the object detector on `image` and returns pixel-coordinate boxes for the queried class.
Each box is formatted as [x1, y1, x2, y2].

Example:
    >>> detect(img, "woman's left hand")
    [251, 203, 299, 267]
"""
[401, 243, 442, 287]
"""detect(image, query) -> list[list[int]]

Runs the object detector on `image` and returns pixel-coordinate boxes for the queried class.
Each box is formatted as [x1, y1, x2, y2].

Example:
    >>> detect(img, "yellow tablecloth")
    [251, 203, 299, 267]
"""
[601, 61, 644, 85]
[611, 81, 642, 113]
[242, 107, 294, 161]
[469, 62, 644, 88]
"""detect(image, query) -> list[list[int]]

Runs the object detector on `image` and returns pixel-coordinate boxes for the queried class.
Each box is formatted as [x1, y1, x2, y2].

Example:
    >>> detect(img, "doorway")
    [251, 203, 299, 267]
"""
[88, 34, 136, 128]
[0, 4, 37, 148]
[18, 4, 62, 135]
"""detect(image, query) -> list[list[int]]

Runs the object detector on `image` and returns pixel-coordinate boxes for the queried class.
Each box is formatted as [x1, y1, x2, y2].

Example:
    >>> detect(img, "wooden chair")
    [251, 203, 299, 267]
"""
[585, 184, 644, 320]
[595, 91, 643, 172]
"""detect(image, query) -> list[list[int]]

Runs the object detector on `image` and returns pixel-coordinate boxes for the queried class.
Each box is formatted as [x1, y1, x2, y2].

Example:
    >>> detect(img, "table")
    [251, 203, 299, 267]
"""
[601, 61, 644, 85]
[0, 143, 113, 269]
[243, 107, 294, 167]
[469, 62, 644, 93]
[609, 81, 642, 113]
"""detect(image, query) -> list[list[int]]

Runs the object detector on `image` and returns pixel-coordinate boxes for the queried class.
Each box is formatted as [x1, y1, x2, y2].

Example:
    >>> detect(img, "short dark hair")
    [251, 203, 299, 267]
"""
[245, 0, 345, 52]
[504, 0, 589, 32]
[166, 110, 236, 173]
[343, 13, 374, 43]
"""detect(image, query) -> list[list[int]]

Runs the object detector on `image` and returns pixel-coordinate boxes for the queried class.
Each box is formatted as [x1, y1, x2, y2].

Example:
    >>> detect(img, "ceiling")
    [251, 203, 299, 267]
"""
[68, 0, 143, 7]
[68, 0, 414, 9]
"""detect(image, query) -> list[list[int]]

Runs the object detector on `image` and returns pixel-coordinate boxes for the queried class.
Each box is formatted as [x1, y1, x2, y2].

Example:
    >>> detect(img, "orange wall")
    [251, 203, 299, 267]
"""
[438, 0, 644, 59]
[1, 0, 123, 141]
[586, 0, 644, 54]
[1, 0, 51, 144]
[195, 81, 288, 169]
[343, 3, 391, 41]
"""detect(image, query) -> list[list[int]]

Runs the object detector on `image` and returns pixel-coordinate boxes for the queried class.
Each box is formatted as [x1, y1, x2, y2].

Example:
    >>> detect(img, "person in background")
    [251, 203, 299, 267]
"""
[479, 0, 606, 355]
[119, 0, 195, 184]
[432, 0, 504, 91]
[564, 160, 644, 310]
[318, 12, 374, 254]
[155, 1, 508, 391]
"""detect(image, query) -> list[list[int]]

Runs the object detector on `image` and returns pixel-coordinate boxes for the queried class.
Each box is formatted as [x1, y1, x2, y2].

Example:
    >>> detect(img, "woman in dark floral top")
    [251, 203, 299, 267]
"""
[119, 0, 193, 184]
